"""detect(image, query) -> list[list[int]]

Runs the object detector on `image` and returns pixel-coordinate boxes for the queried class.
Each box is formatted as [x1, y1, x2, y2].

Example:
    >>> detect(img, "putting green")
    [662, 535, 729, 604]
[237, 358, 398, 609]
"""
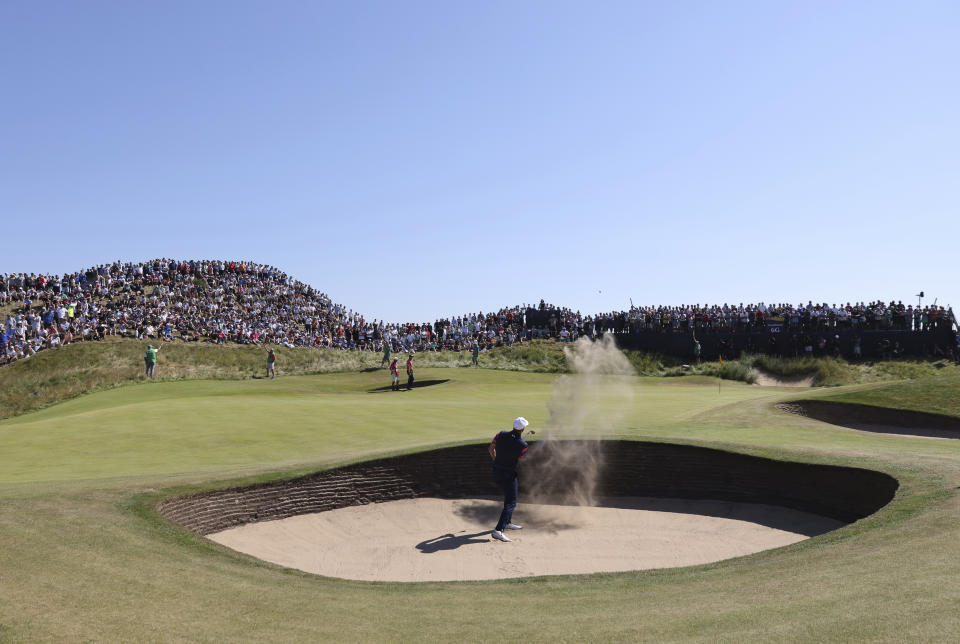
[0, 370, 771, 484]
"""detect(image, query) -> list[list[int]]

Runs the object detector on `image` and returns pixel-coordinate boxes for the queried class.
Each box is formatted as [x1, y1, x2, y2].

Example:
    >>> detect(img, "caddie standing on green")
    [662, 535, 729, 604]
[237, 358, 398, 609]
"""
[144, 343, 161, 378]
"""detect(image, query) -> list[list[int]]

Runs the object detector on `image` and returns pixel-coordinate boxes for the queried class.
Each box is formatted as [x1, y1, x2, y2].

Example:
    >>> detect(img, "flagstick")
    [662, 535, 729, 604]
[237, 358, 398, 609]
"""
[717, 351, 722, 395]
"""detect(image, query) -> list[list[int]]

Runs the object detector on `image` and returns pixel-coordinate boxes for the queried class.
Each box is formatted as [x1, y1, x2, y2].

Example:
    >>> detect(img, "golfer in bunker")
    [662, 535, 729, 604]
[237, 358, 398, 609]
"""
[488, 417, 530, 542]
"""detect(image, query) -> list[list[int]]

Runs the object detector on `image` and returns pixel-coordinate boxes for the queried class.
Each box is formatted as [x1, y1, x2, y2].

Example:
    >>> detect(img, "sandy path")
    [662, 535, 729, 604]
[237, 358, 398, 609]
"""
[208, 497, 843, 581]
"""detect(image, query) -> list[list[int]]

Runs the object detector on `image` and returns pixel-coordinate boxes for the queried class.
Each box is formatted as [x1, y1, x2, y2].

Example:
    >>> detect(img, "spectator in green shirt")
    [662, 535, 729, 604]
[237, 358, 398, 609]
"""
[144, 344, 161, 378]
[266, 348, 276, 379]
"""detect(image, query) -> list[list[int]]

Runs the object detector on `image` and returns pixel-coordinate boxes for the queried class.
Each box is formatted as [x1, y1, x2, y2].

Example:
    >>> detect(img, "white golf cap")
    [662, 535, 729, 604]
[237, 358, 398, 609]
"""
[513, 417, 529, 431]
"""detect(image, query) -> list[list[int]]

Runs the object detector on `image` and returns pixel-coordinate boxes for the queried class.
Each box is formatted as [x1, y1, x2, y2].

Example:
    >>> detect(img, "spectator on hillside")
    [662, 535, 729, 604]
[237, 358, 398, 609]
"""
[144, 344, 161, 378]
[266, 348, 276, 379]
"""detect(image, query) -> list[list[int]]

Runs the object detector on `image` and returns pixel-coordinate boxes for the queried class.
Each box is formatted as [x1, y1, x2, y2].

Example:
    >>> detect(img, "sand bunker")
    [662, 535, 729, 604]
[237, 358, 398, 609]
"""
[754, 370, 815, 387]
[208, 496, 842, 581]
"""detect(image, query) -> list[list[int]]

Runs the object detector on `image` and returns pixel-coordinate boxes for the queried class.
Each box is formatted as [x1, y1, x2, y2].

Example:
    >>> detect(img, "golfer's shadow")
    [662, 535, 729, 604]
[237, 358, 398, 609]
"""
[416, 530, 491, 553]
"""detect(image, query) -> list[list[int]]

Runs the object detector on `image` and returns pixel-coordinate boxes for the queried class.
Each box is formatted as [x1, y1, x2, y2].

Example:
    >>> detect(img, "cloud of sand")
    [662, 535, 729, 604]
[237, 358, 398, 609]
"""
[525, 335, 635, 508]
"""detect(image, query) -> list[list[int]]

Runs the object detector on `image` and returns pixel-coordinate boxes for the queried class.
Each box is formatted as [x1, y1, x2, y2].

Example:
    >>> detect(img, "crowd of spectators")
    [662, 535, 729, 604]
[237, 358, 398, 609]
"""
[1, 260, 956, 367]
[1, 259, 350, 365]
[527, 300, 956, 337]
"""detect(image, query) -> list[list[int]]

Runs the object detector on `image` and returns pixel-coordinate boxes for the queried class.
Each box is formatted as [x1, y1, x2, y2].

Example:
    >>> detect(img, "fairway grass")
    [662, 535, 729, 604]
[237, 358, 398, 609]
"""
[2, 369, 960, 641]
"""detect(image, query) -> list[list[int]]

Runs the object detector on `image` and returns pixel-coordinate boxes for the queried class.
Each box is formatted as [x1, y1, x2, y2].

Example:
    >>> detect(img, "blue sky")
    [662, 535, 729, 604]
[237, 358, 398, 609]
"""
[2, 1, 957, 321]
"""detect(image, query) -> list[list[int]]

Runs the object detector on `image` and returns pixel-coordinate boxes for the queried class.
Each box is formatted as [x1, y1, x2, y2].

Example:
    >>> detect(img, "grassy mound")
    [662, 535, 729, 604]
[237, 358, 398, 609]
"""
[818, 374, 960, 419]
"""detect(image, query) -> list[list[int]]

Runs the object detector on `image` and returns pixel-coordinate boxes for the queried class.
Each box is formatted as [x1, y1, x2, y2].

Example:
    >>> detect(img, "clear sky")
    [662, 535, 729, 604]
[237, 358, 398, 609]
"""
[2, 1, 957, 322]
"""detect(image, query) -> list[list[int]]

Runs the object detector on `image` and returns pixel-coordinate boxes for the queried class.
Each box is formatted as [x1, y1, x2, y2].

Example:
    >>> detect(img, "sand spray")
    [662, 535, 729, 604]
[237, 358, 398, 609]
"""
[525, 334, 636, 508]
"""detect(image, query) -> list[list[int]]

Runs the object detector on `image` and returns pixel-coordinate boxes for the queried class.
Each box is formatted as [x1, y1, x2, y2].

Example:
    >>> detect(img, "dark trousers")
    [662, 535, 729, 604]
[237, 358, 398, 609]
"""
[492, 468, 518, 531]
[407, 373, 414, 389]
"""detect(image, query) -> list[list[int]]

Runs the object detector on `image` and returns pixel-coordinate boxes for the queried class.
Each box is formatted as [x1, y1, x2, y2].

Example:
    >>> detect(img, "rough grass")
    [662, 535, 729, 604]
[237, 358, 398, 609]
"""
[750, 354, 858, 386]
[660, 354, 960, 387]
[661, 360, 759, 384]
[662, 360, 760, 384]
[621, 350, 683, 375]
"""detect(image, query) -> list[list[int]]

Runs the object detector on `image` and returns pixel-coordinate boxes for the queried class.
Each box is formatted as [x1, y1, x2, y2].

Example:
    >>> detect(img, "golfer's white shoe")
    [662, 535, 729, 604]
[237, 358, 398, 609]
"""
[505, 523, 523, 530]
[491, 530, 512, 542]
